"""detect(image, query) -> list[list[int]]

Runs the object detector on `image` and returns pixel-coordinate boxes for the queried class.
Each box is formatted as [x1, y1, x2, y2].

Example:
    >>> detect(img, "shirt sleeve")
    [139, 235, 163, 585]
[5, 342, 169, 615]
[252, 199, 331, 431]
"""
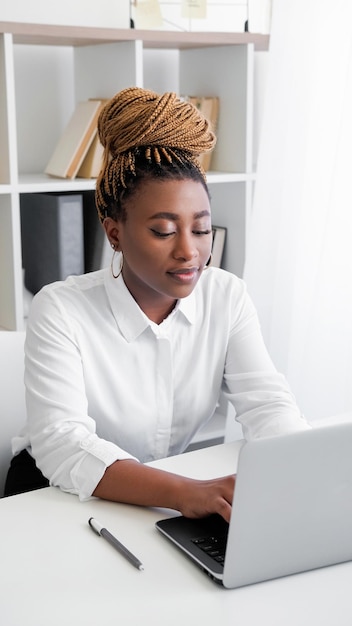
[222, 282, 310, 439]
[22, 286, 138, 501]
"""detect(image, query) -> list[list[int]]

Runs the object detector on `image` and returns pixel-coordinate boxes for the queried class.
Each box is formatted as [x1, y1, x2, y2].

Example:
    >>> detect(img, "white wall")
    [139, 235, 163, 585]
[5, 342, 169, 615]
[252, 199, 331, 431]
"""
[0, 0, 130, 28]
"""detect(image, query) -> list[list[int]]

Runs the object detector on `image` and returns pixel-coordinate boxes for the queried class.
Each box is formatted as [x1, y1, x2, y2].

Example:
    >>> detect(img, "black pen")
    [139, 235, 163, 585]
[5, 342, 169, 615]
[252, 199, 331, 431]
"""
[88, 517, 144, 571]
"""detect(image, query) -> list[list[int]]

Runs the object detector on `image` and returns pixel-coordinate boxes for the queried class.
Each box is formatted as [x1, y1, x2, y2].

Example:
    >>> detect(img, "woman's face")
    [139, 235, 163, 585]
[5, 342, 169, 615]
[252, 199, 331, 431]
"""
[106, 178, 212, 316]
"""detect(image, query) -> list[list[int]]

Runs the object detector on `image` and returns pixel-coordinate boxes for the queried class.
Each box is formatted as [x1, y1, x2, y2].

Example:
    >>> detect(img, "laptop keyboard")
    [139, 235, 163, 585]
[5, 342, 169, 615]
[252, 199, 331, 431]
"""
[191, 534, 227, 565]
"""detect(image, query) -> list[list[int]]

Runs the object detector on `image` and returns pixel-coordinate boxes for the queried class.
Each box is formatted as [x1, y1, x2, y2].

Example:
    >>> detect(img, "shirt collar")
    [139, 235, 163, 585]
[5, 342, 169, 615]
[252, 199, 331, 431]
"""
[104, 268, 196, 342]
[177, 289, 196, 324]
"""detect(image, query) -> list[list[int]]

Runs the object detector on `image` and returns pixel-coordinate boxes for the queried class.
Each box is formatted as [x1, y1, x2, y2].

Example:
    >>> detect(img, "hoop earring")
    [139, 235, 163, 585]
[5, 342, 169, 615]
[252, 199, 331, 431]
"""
[204, 253, 212, 269]
[111, 251, 123, 279]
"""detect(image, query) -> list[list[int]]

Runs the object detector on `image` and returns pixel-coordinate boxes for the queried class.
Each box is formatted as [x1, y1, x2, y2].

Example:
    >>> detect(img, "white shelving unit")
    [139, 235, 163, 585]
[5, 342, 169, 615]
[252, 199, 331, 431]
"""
[0, 21, 268, 444]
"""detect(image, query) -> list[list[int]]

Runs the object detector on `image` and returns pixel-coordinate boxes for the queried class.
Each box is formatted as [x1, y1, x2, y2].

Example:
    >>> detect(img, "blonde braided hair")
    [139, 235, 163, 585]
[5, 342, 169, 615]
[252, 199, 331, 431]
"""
[95, 87, 216, 222]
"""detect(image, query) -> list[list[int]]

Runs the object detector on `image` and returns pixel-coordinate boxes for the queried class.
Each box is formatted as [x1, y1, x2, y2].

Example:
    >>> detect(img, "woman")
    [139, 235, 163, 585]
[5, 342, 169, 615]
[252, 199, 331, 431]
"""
[5, 88, 309, 521]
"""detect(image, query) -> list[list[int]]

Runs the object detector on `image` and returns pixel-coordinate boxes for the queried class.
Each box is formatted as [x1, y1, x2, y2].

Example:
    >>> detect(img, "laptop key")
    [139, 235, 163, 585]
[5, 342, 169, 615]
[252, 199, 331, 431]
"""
[191, 535, 227, 563]
[214, 555, 225, 563]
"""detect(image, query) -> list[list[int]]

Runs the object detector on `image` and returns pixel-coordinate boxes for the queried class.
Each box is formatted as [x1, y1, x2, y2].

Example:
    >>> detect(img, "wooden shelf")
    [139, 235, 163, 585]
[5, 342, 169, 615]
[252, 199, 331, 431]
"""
[16, 174, 96, 194]
[14, 171, 254, 192]
[0, 172, 255, 196]
[0, 21, 269, 50]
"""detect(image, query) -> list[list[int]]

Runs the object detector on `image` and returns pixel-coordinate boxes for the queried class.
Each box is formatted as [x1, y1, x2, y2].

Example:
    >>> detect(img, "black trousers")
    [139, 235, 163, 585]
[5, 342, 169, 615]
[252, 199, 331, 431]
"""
[4, 449, 49, 497]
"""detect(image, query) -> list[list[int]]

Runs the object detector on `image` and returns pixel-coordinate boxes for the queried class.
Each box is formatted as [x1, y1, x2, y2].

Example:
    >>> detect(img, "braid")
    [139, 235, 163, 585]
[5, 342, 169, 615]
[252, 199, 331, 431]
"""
[95, 87, 216, 222]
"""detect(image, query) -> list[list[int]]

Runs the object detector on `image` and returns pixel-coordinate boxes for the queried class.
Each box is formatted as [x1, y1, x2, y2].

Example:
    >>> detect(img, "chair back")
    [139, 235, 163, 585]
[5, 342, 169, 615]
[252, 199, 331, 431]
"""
[0, 331, 26, 496]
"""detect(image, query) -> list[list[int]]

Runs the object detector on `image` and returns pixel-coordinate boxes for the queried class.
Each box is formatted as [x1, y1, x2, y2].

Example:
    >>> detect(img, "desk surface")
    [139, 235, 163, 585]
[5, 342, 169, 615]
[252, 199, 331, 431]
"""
[1, 440, 352, 626]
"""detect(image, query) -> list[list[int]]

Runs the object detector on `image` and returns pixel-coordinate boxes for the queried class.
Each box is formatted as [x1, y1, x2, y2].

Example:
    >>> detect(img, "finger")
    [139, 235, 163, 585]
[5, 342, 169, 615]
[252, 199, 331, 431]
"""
[218, 499, 232, 523]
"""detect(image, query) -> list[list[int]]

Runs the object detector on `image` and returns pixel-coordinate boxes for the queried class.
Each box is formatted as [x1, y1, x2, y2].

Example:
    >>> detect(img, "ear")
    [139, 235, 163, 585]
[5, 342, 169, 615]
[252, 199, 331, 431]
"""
[103, 217, 122, 251]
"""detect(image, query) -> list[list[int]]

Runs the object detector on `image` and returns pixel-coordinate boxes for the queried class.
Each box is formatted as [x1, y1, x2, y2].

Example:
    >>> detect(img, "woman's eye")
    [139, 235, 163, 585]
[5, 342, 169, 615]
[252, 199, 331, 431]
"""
[150, 229, 174, 238]
[150, 228, 211, 237]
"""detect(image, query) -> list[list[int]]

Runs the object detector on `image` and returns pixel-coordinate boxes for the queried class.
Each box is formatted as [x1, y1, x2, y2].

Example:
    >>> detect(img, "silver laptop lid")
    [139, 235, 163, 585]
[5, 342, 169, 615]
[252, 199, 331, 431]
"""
[223, 422, 352, 588]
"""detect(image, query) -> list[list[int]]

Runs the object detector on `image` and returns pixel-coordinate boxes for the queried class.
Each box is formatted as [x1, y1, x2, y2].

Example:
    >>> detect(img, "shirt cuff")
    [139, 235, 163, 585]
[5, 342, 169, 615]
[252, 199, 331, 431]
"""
[70, 435, 139, 501]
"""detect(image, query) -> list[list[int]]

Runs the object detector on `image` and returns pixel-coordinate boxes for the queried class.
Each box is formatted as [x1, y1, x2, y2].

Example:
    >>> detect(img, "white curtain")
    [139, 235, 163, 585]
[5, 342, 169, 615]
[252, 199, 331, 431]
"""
[244, 0, 352, 421]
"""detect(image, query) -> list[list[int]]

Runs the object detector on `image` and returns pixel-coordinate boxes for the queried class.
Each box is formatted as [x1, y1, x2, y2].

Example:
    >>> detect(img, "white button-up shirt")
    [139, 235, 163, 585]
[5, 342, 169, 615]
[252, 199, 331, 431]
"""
[13, 267, 308, 500]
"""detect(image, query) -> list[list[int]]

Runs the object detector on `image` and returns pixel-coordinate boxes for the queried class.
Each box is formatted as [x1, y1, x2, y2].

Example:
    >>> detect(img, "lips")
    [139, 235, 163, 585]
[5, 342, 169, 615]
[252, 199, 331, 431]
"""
[167, 267, 199, 283]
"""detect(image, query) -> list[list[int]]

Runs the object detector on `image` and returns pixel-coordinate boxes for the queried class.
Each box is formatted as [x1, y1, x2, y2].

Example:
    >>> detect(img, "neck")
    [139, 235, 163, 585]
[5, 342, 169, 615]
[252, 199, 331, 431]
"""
[142, 300, 177, 325]
[121, 273, 177, 324]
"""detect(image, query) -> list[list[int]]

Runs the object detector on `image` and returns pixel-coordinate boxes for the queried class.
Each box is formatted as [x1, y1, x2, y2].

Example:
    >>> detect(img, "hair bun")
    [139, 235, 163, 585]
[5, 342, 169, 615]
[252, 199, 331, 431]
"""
[98, 87, 216, 158]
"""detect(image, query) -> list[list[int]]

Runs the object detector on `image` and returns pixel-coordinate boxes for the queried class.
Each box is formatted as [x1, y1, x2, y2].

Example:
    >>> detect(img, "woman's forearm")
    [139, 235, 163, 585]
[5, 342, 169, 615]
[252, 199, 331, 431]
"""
[92, 459, 235, 522]
[93, 459, 185, 509]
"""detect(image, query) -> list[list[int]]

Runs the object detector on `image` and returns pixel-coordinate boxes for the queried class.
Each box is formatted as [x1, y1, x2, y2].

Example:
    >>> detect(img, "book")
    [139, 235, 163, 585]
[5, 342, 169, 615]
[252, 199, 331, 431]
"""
[77, 98, 109, 178]
[187, 96, 219, 171]
[45, 100, 104, 179]
[211, 225, 226, 268]
[20, 193, 84, 294]
[77, 133, 105, 179]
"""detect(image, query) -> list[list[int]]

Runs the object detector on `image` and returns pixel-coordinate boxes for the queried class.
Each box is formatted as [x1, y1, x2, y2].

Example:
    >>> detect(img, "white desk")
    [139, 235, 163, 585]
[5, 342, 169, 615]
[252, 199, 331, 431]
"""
[1, 440, 352, 626]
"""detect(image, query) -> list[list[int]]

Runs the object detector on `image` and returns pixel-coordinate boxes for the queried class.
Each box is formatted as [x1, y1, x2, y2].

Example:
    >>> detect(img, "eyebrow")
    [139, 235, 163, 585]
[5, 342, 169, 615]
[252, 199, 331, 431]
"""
[148, 210, 210, 221]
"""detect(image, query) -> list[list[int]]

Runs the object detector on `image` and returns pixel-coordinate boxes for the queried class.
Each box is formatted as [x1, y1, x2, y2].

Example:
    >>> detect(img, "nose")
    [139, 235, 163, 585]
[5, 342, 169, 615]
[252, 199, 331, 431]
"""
[172, 232, 198, 261]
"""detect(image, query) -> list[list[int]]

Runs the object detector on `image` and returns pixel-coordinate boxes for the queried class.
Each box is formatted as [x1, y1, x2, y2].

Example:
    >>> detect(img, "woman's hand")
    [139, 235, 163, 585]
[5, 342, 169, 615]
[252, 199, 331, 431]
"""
[176, 475, 235, 523]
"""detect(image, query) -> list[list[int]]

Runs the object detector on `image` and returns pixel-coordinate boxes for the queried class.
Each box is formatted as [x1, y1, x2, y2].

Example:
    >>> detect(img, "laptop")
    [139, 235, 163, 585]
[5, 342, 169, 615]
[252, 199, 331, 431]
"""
[155, 422, 352, 588]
